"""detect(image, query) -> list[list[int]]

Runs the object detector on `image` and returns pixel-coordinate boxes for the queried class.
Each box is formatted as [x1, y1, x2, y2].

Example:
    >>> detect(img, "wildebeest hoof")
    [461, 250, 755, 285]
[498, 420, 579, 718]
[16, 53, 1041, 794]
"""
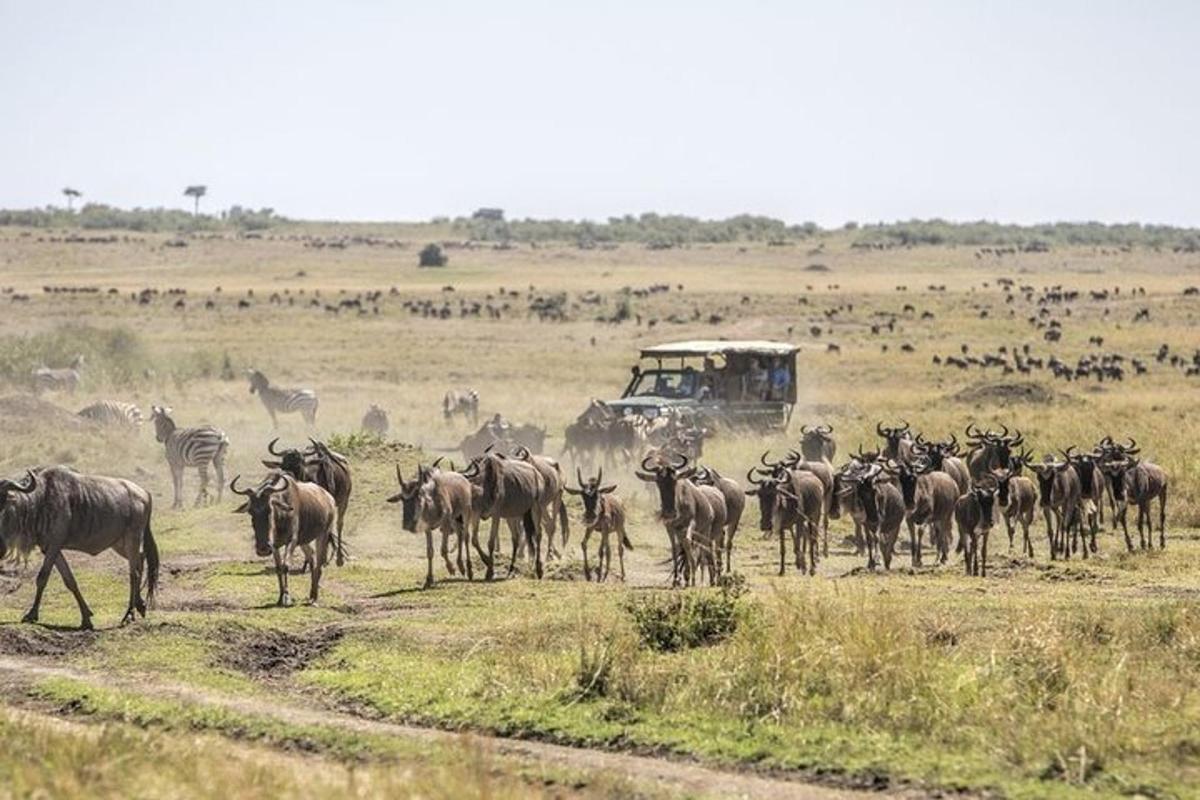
[279, 595, 293, 607]
[120, 610, 136, 626]
[80, 618, 95, 631]
[20, 609, 38, 624]
[422, 577, 434, 590]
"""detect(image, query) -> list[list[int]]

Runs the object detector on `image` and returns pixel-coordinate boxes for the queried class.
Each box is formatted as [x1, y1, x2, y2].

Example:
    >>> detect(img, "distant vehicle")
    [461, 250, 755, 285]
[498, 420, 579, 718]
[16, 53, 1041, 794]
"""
[603, 340, 799, 431]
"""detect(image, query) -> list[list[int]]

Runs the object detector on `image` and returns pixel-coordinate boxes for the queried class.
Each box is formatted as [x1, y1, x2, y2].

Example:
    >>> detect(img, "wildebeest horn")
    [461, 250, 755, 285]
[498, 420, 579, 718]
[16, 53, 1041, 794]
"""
[899, 420, 910, 433]
[576, 466, 585, 489]
[230, 475, 253, 497]
[800, 424, 810, 434]
[640, 454, 658, 472]
[267, 473, 288, 493]
[998, 423, 1009, 438]
[946, 432, 958, 449]
[672, 452, 689, 470]
[431, 456, 444, 469]
[513, 444, 531, 459]
[818, 424, 833, 434]
[746, 467, 764, 486]
[965, 422, 983, 440]
[267, 437, 284, 456]
[1061, 445, 1077, 461]
[1124, 437, 1137, 451]
[395, 464, 404, 485]
[875, 421, 887, 437]
[760, 450, 780, 468]
[1010, 430, 1024, 447]
[5, 470, 38, 494]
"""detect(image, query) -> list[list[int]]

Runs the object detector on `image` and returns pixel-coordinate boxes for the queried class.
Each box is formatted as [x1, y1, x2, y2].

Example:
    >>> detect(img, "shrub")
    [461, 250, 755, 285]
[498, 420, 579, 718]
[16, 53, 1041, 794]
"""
[418, 243, 447, 267]
[623, 579, 745, 652]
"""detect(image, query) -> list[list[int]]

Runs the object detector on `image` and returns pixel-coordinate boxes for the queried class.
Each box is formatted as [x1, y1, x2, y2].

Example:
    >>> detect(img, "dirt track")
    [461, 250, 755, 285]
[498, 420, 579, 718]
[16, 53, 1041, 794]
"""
[0, 651, 888, 800]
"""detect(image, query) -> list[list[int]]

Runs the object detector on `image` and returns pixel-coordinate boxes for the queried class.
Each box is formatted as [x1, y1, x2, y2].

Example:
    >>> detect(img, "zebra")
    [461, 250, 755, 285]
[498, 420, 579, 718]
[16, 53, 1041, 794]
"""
[150, 405, 229, 509]
[79, 400, 144, 430]
[246, 369, 318, 428]
[32, 355, 84, 395]
[443, 388, 479, 425]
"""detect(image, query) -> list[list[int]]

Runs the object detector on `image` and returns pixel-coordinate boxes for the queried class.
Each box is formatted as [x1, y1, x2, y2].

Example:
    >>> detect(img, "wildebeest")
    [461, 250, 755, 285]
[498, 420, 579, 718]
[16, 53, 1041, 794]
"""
[798, 423, 836, 462]
[362, 404, 390, 437]
[263, 438, 352, 567]
[564, 468, 631, 581]
[888, 459, 959, 566]
[387, 461, 480, 587]
[1029, 458, 1082, 559]
[443, 388, 479, 425]
[231, 472, 337, 606]
[746, 465, 823, 576]
[1102, 455, 1168, 551]
[964, 423, 1024, 482]
[465, 451, 548, 579]
[511, 445, 570, 560]
[0, 466, 159, 629]
[693, 465, 744, 573]
[991, 458, 1038, 557]
[955, 486, 998, 576]
[637, 454, 726, 586]
[778, 451, 834, 556]
[247, 368, 319, 428]
[876, 421, 914, 463]
[151, 405, 229, 509]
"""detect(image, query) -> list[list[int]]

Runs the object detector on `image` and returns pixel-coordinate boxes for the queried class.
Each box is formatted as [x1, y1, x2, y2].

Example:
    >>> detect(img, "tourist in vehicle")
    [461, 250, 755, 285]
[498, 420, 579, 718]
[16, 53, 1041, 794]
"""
[770, 357, 790, 400]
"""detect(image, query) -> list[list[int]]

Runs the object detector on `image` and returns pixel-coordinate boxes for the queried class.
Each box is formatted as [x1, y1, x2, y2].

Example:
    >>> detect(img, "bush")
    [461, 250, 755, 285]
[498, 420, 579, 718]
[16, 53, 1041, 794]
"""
[418, 243, 447, 267]
[623, 578, 745, 652]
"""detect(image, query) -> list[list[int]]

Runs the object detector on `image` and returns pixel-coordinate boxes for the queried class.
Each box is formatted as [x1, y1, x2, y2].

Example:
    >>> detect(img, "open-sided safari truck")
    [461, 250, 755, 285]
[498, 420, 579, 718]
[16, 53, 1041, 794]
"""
[604, 340, 799, 431]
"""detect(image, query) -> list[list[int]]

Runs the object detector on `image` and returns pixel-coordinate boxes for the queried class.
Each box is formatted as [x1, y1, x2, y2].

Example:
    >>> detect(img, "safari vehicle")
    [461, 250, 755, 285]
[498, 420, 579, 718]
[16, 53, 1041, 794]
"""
[604, 340, 799, 431]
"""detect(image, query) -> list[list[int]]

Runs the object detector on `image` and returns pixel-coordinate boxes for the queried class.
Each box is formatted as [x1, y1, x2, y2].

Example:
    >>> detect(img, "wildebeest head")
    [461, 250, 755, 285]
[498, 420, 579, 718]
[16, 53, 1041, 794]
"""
[1029, 458, 1072, 507]
[385, 463, 436, 532]
[966, 423, 1023, 467]
[799, 424, 835, 462]
[150, 405, 175, 443]
[1063, 446, 1098, 495]
[636, 452, 692, 521]
[883, 458, 921, 510]
[261, 437, 313, 479]
[968, 485, 997, 529]
[744, 465, 786, 532]
[876, 421, 911, 459]
[990, 467, 1014, 506]
[0, 470, 37, 559]
[231, 473, 290, 557]
[564, 467, 615, 526]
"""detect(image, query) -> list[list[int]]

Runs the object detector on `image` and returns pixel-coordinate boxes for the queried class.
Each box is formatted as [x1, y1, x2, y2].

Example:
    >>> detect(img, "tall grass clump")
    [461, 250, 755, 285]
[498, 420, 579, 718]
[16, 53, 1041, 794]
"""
[0, 325, 152, 390]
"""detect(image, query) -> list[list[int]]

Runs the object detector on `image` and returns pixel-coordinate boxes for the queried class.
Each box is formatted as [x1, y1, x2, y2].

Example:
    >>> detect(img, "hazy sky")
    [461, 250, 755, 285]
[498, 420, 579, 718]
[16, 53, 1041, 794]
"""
[2, 1, 1198, 225]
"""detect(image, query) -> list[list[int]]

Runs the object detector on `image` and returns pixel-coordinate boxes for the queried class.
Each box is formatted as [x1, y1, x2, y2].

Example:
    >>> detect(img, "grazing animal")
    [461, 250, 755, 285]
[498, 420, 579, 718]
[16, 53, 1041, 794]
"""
[693, 465, 744, 573]
[246, 369, 319, 427]
[361, 404, 389, 437]
[564, 468, 632, 581]
[992, 461, 1038, 557]
[798, 424, 837, 463]
[511, 445, 570, 559]
[78, 400, 143, 430]
[955, 486, 998, 576]
[31, 355, 84, 395]
[889, 460, 959, 566]
[637, 454, 725, 586]
[387, 462, 480, 587]
[443, 388, 480, 425]
[1102, 457, 1168, 551]
[465, 452, 547, 580]
[151, 405, 229, 509]
[231, 473, 337, 606]
[747, 467, 823, 576]
[263, 438, 351, 567]
[0, 467, 158, 630]
[1029, 459, 1083, 559]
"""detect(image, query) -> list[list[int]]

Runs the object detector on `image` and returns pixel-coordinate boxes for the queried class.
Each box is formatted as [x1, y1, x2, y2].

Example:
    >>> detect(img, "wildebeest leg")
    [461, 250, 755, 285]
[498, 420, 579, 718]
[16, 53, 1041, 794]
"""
[438, 527, 456, 576]
[457, 520, 473, 581]
[1043, 508, 1056, 559]
[822, 505, 829, 558]
[981, 529, 990, 577]
[1005, 511, 1015, 551]
[1159, 489, 1167, 549]
[120, 546, 144, 626]
[617, 526, 627, 582]
[21, 544, 65, 625]
[1022, 513, 1034, 558]
[195, 463, 210, 507]
[724, 522, 736, 574]
[273, 548, 291, 607]
[485, 518, 500, 580]
[507, 519, 522, 577]
[807, 521, 818, 576]
[599, 530, 611, 582]
[909, 517, 921, 567]
[777, 519, 787, 577]
[309, 534, 327, 604]
[422, 527, 436, 589]
[581, 525, 594, 581]
[54, 555, 94, 630]
[527, 510, 544, 580]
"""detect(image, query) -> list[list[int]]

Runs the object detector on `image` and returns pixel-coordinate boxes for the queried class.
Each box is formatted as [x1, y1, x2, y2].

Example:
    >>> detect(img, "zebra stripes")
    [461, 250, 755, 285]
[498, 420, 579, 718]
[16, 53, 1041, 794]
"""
[151, 405, 229, 509]
[247, 369, 318, 427]
[443, 388, 479, 425]
[78, 400, 144, 429]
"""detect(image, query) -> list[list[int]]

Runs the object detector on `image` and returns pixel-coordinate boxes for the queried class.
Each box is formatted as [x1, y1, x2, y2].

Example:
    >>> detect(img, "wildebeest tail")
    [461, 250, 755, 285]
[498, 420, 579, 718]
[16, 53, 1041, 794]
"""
[142, 500, 160, 609]
[622, 531, 634, 551]
[558, 499, 570, 547]
[335, 509, 345, 567]
[522, 510, 537, 554]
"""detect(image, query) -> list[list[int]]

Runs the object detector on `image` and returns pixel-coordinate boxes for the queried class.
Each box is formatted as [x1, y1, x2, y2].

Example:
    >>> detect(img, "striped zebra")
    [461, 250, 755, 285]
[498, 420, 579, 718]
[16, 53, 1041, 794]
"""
[246, 369, 318, 428]
[150, 405, 229, 509]
[32, 355, 84, 395]
[442, 388, 479, 425]
[79, 400, 144, 430]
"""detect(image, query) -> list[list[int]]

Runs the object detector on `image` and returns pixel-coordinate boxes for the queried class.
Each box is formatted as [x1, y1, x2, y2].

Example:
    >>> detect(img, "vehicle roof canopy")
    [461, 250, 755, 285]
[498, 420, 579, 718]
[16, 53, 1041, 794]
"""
[639, 340, 798, 359]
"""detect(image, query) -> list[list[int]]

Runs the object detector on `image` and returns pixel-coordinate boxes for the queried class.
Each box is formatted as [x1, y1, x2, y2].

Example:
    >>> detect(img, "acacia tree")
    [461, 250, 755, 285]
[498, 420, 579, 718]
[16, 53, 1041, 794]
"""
[184, 185, 207, 215]
[61, 187, 81, 212]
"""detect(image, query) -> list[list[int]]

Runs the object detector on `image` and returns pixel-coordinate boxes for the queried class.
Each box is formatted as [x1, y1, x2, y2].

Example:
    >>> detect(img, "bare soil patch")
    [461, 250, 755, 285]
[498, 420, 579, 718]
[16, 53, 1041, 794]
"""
[950, 382, 1063, 405]
[0, 625, 96, 657]
[217, 623, 343, 677]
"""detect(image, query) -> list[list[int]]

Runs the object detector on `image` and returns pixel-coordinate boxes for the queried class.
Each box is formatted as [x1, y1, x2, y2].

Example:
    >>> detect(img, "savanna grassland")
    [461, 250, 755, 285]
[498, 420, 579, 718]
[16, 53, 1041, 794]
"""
[0, 223, 1199, 799]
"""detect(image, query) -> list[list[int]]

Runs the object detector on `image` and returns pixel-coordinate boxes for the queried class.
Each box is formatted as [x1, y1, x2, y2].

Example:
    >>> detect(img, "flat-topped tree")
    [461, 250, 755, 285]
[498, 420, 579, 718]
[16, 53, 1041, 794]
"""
[61, 187, 81, 212]
[184, 185, 207, 215]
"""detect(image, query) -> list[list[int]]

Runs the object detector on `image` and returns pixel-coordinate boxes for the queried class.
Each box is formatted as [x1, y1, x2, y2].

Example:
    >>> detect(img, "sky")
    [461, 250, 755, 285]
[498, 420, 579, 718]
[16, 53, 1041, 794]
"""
[2, 1, 1198, 226]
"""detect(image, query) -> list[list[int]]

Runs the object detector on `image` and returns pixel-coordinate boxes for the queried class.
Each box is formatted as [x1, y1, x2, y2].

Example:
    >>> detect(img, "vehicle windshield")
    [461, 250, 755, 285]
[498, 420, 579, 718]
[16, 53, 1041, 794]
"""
[630, 369, 697, 399]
